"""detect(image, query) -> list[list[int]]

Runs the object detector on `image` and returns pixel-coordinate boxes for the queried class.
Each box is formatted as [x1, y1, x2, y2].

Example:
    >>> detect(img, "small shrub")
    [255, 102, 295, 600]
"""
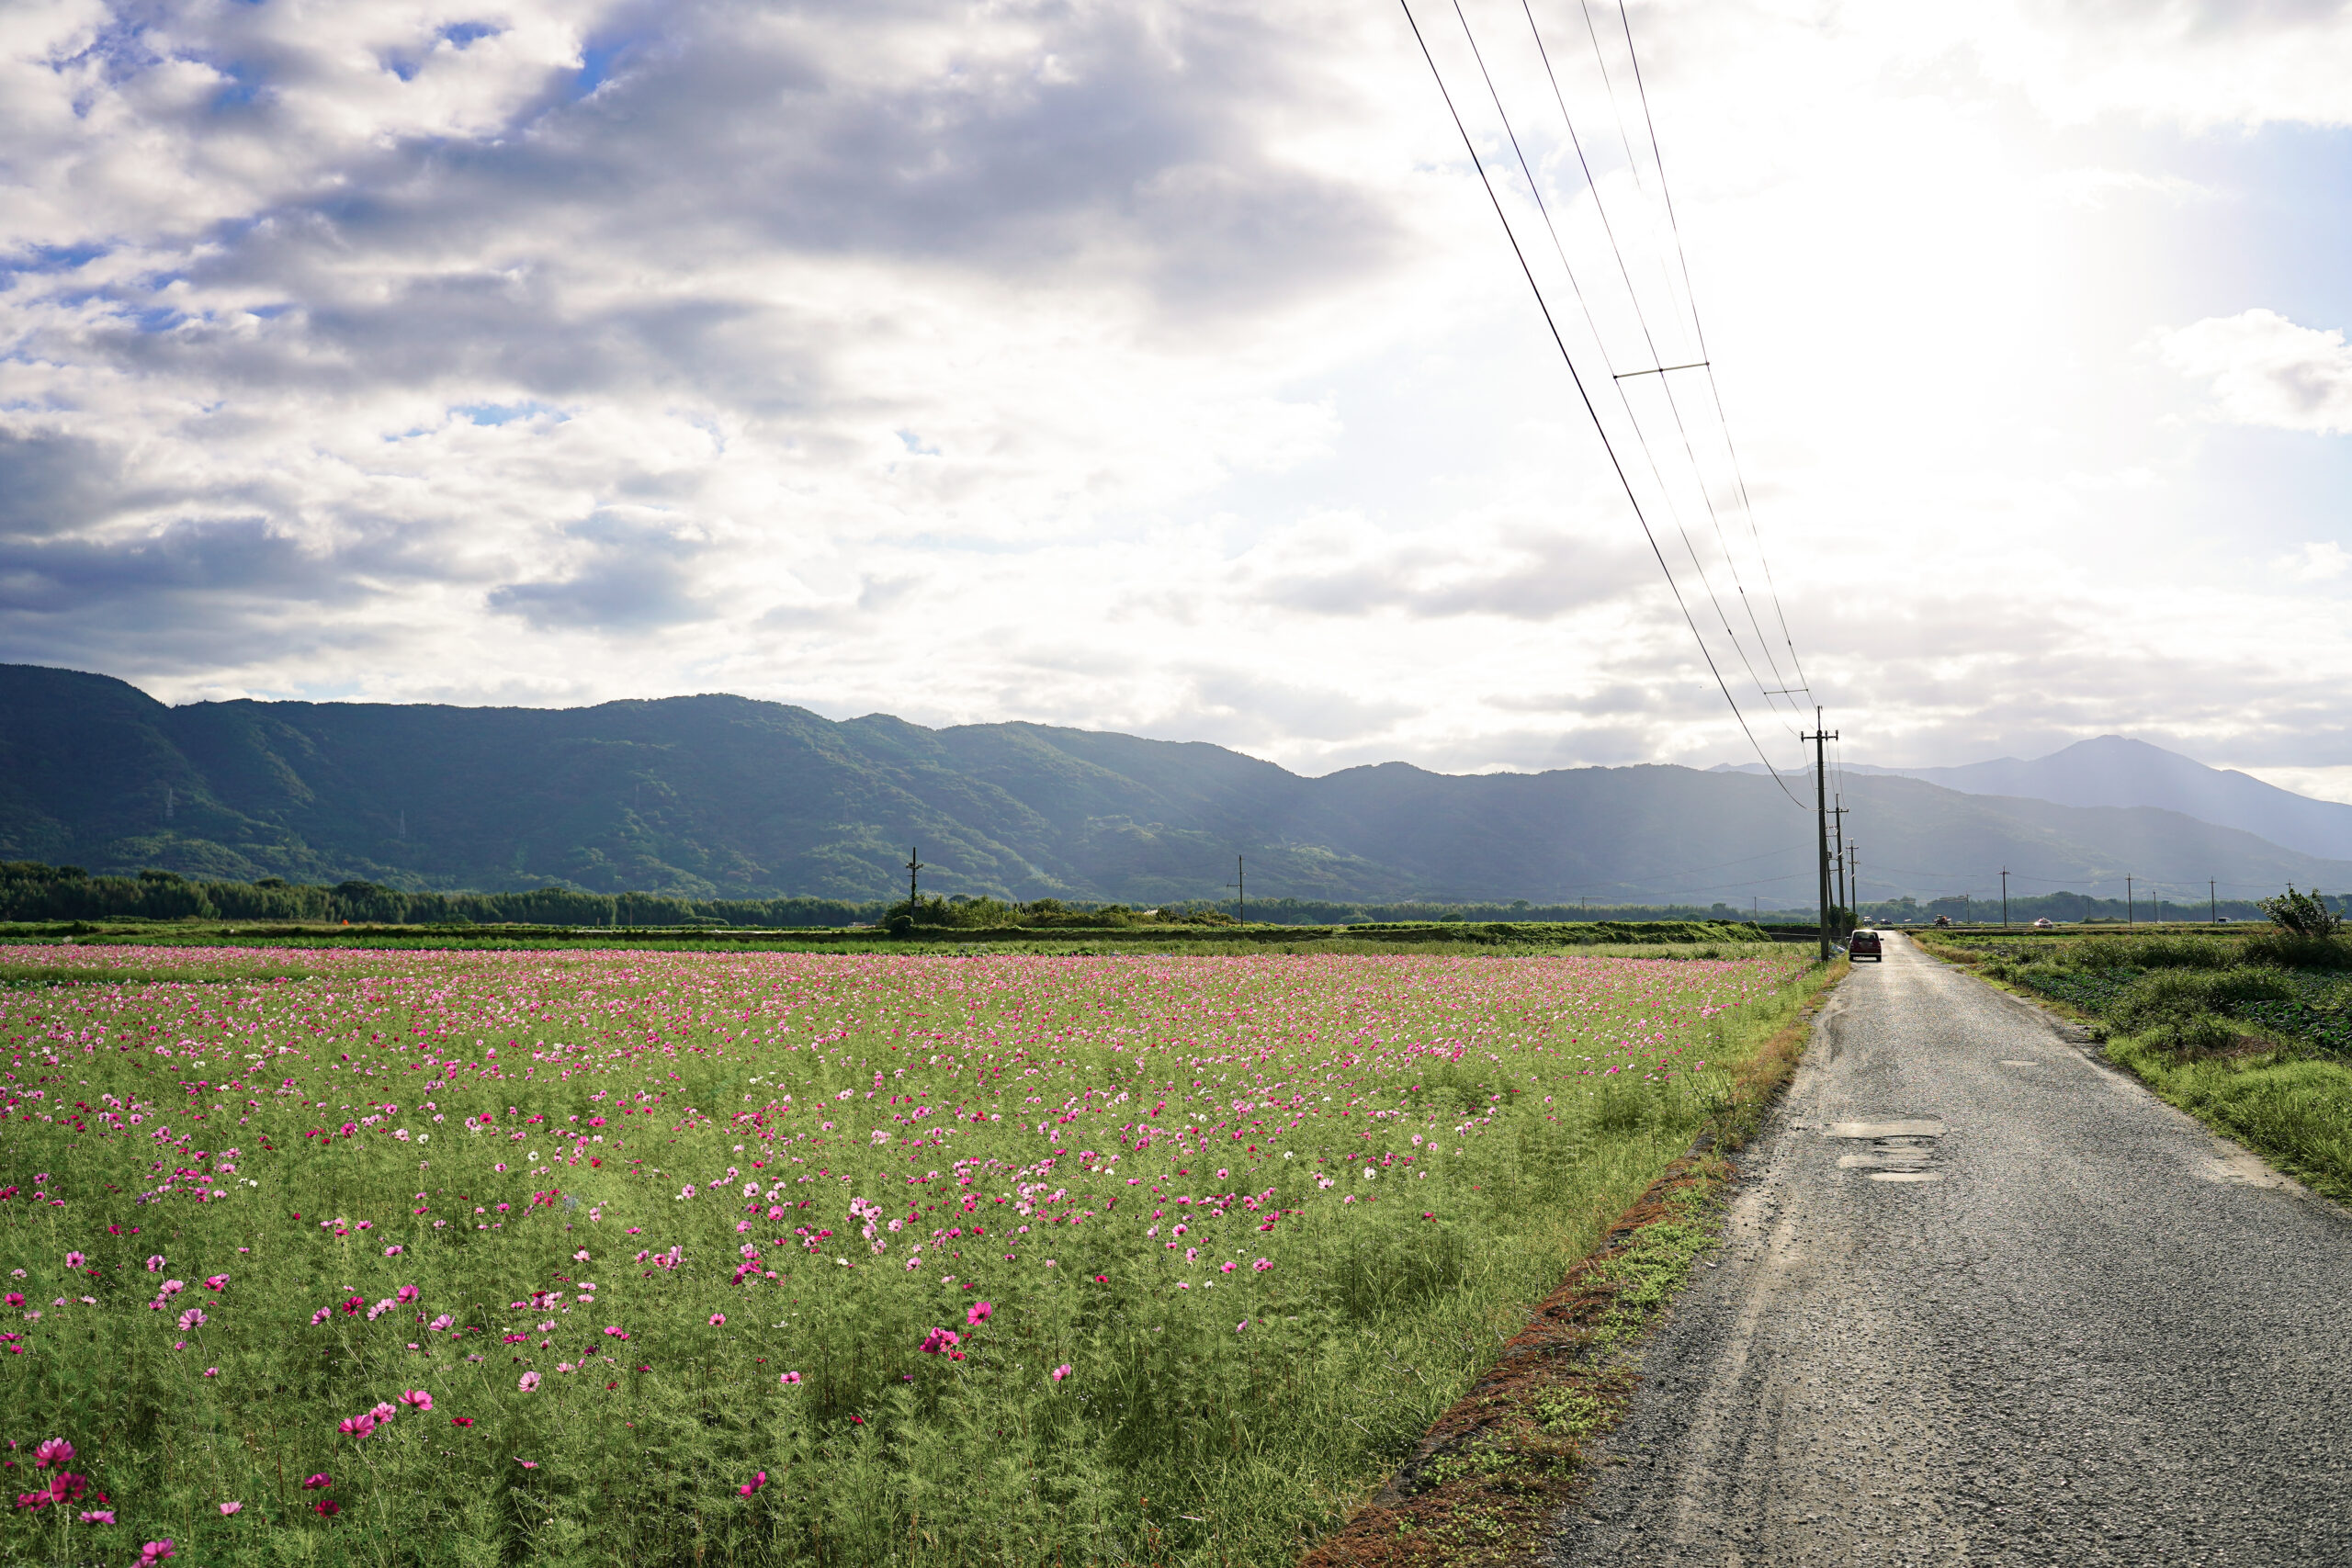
[2074, 935, 2235, 971]
[2146, 1013, 2241, 1057]
[2258, 886, 2344, 938]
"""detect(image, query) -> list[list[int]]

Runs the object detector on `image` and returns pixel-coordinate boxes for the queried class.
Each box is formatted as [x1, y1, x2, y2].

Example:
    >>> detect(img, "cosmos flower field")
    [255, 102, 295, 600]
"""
[0, 942, 1813, 1566]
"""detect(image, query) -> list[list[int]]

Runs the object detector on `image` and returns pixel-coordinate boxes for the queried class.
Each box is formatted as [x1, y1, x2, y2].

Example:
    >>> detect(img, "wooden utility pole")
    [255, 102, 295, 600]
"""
[2001, 867, 2009, 928]
[1830, 796, 1850, 929]
[906, 846, 924, 908]
[1227, 856, 1246, 924]
[2211, 879, 2217, 922]
[1848, 844, 1860, 924]
[2126, 874, 2133, 926]
[1804, 711, 1838, 961]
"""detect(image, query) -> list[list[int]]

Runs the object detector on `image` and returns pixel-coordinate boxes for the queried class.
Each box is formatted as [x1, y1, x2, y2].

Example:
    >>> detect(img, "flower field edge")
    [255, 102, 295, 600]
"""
[0, 942, 1829, 1568]
[1293, 956, 1849, 1568]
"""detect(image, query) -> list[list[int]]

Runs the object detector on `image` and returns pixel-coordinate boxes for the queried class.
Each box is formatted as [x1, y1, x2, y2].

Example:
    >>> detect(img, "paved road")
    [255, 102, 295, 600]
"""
[1546, 931, 2352, 1567]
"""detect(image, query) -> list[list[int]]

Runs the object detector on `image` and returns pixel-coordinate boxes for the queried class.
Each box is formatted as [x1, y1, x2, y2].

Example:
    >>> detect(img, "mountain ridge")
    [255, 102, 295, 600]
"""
[5, 663, 2346, 906]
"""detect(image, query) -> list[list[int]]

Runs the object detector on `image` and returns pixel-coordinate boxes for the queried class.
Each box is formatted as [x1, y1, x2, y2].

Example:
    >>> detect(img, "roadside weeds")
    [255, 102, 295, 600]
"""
[1295, 958, 1848, 1568]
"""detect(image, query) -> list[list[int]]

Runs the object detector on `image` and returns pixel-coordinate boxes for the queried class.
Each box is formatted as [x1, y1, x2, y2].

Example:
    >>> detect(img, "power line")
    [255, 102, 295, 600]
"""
[1604, 0, 1812, 700]
[1516, 0, 1804, 728]
[1449, 0, 1795, 735]
[1398, 0, 1803, 806]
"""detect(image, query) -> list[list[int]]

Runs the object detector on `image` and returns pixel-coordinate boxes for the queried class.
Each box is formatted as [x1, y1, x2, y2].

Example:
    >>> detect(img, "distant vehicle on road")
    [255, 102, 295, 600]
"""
[1932, 914, 1953, 927]
[1849, 930, 1883, 961]
[2032, 918, 2054, 929]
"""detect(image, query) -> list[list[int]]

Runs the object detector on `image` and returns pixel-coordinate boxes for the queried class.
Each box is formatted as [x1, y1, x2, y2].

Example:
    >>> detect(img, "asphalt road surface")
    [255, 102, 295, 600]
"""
[1546, 931, 2352, 1567]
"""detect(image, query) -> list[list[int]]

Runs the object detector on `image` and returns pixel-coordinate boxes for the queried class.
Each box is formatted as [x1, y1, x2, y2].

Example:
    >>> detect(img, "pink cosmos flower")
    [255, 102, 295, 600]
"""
[738, 1471, 767, 1496]
[708, 1314, 725, 1326]
[310, 1307, 332, 1325]
[32, 1439, 73, 1470]
[337, 1414, 376, 1439]
[144, 1257, 164, 1272]
[399, 1389, 432, 1411]
[1253, 1258, 1272, 1271]
[1236, 1319, 1249, 1333]
[395, 1285, 419, 1303]
[966, 1301, 992, 1326]
[137, 1540, 175, 1564]
[159, 1280, 185, 1298]
[176, 1309, 206, 1331]
[429, 1314, 455, 1332]
[1051, 1363, 1073, 1382]
[369, 1402, 398, 1424]
[63, 1252, 83, 1269]
[917, 1327, 961, 1355]
[4, 1293, 21, 1309]
[203, 1368, 220, 1378]
[219, 1502, 242, 1516]
[77, 1509, 113, 1524]
[518, 1371, 541, 1393]
[202, 1275, 229, 1292]
[779, 1371, 802, 1385]
[300, 1474, 332, 1490]
[1219, 1261, 1236, 1274]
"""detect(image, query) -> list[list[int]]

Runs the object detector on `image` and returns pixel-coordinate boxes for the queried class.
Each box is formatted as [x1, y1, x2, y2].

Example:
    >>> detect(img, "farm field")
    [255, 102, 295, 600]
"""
[0, 942, 1815, 1567]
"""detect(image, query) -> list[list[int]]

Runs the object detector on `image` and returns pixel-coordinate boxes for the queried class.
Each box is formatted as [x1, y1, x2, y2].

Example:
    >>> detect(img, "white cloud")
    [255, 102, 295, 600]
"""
[8, 0, 2352, 787]
[2160, 310, 2352, 434]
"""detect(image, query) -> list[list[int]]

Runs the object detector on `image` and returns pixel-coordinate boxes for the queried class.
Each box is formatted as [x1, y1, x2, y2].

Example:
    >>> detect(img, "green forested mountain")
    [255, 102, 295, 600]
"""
[4, 663, 2346, 905]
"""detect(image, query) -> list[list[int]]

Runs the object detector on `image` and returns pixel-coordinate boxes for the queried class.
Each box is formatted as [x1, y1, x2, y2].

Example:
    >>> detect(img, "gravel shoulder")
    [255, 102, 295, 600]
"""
[1544, 931, 2352, 1568]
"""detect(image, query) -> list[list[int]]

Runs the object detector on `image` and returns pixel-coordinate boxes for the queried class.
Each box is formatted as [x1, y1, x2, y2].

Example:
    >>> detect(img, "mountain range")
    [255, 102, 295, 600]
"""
[3, 663, 2346, 907]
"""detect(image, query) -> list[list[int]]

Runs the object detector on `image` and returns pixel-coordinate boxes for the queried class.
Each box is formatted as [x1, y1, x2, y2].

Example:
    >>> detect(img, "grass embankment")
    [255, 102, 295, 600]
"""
[1922, 929, 2352, 1202]
[1297, 954, 1846, 1568]
[0, 944, 1830, 1567]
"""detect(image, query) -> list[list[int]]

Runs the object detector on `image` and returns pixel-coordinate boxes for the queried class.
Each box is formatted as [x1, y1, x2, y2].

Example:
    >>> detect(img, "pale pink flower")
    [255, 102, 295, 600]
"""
[337, 1414, 376, 1438]
[708, 1313, 725, 1326]
[176, 1309, 206, 1331]
[77, 1509, 113, 1524]
[203, 1368, 220, 1379]
[63, 1252, 83, 1268]
[32, 1439, 73, 1470]
[219, 1502, 242, 1516]
[144, 1257, 164, 1272]
[395, 1285, 419, 1303]
[779, 1371, 802, 1385]
[399, 1389, 432, 1411]
[1050, 1363, 1073, 1382]
[517, 1371, 541, 1393]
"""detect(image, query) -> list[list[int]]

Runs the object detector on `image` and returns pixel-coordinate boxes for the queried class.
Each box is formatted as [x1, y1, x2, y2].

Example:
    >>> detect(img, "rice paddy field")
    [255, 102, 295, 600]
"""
[0, 942, 1815, 1567]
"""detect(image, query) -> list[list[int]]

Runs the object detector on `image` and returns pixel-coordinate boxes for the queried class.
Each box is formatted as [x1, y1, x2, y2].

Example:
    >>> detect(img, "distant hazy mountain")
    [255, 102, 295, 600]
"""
[1718, 736, 2352, 863]
[5, 664, 2346, 905]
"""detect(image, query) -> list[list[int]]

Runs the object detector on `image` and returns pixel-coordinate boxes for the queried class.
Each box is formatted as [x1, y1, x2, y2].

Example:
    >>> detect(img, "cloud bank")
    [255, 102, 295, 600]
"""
[4, 0, 2352, 785]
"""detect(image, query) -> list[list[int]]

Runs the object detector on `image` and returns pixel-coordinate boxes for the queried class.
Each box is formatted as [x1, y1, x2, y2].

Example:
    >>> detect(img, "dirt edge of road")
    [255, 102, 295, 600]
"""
[1296, 959, 1848, 1568]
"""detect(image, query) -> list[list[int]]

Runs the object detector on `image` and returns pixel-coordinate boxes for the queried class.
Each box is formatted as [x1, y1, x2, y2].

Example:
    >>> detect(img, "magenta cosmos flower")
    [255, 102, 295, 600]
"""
[518, 1371, 541, 1393]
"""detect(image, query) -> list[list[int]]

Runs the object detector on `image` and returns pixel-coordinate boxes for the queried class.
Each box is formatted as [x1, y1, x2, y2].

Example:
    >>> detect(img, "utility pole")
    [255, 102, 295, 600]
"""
[2001, 867, 2009, 928]
[1848, 844, 1860, 925]
[1227, 856, 1246, 924]
[906, 846, 924, 908]
[1830, 795, 1850, 931]
[2125, 874, 2133, 926]
[2211, 878, 2217, 923]
[1804, 710, 1838, 962]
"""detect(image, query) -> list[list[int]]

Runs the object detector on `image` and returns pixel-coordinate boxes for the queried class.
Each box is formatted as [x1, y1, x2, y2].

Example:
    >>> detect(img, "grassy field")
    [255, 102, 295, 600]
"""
[1922, 928, 2352, 1201]
[0, 942, 1829, 1566]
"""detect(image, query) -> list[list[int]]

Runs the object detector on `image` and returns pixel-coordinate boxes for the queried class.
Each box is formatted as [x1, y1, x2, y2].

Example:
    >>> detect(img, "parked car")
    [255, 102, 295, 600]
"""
[1849, 929, 1883, 961]
[2032, 918, 2054, 929]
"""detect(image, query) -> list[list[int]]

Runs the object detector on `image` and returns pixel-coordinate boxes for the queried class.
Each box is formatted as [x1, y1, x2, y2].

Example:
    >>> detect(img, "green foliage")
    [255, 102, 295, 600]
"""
[2240, 932, 2352, 971]
[2108, 967, 2294, 1031]
[2259, 885, 2344, 938]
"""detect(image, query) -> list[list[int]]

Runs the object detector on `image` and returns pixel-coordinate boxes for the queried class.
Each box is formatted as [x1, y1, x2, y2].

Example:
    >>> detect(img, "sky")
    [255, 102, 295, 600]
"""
[8, 0, 2352, 798]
